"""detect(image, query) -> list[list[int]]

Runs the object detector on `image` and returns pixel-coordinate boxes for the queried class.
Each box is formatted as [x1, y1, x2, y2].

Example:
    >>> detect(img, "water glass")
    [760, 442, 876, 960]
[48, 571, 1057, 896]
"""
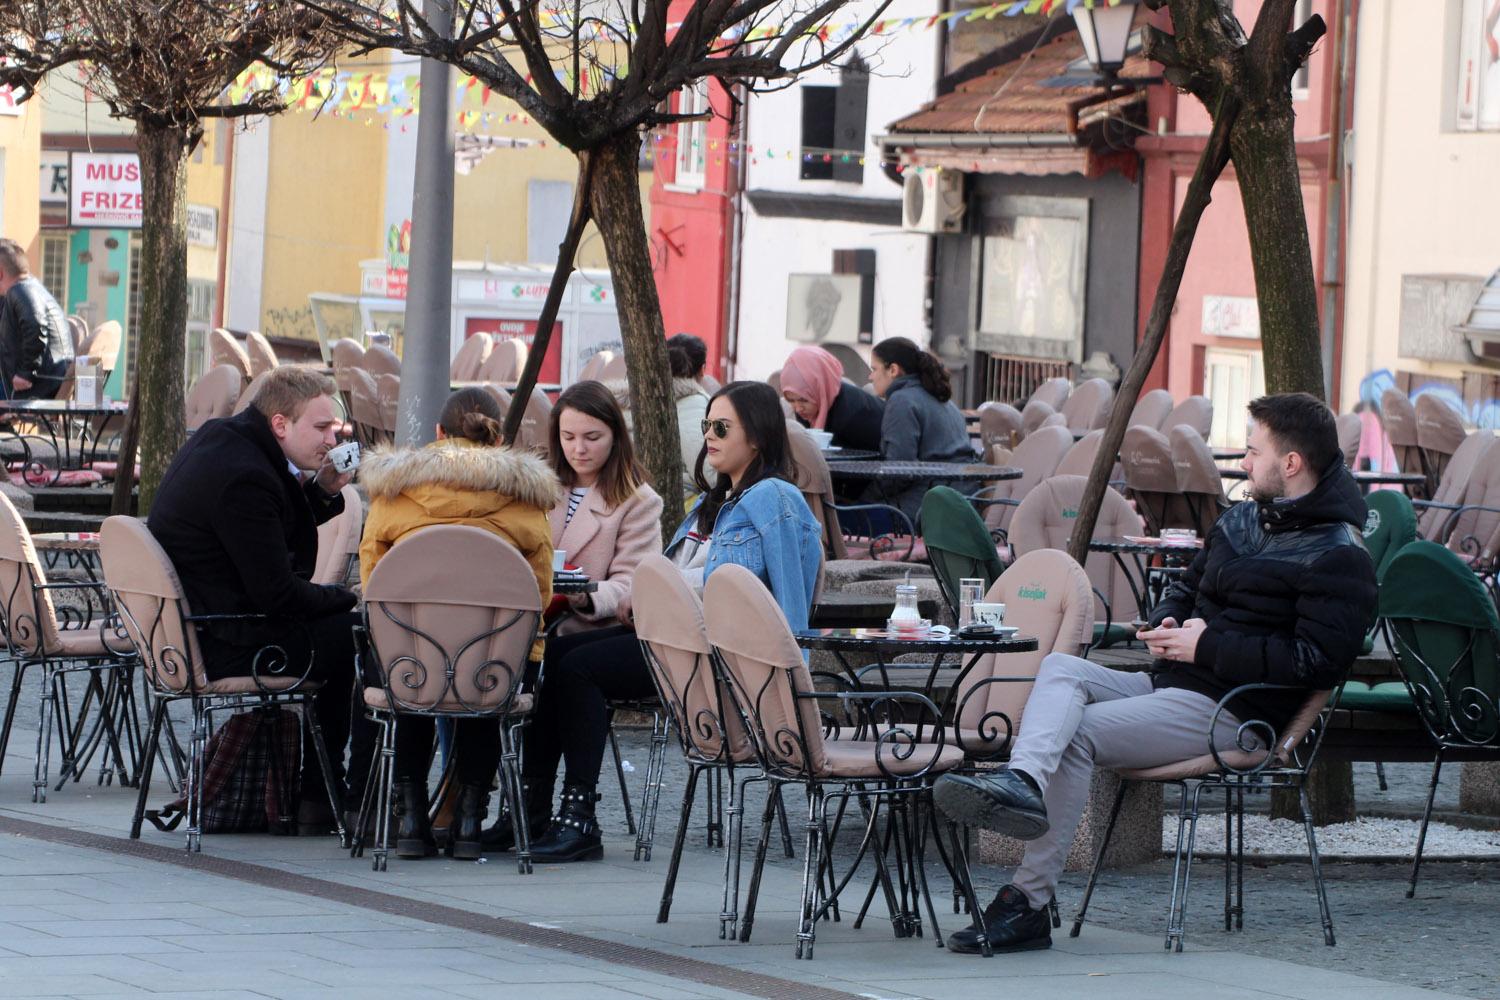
[958, 578, 986, 627]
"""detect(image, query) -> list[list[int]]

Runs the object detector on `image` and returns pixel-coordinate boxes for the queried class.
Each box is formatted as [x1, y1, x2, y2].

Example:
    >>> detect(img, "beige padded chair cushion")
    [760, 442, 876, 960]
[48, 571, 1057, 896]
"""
[205, 675, 308, 695]
[1162, 396, 1212, 440]
[1059, 378, 1113, 433]
[54, 628, 110, 658]
[1020, 400, 1056, 436]
[786, 424, 849, 561]
[313, 486, 364, 586]
[1010, 475, 1143, 624]
[984, 425, 1071, 533]
[365, 687, 532, 713]
[979, 403, 1023, 451]
[375, 373, 400, 434]
[1415, 395, 1466, 458]
[1127, 388, 1173, 431]
[578, 351, 612, 383]
[185, 365, 243, 432]
[362, 344, 402, 378]
[479, 338, 526, 383]
[1028, 378, 1071, 412]
[81, 320, 123, 373]
[243, 331, 278, 378]
[1421, 431, 1494, 541]
[100, 516, 208, 693]
[209, 329, 252, 380]
[233, 371, 270, 416]
[1335, 413, 1362, 469]
[822, 739, 964, 778]
[450, 332, 493, 382]
[1120, 690, 1329, 781]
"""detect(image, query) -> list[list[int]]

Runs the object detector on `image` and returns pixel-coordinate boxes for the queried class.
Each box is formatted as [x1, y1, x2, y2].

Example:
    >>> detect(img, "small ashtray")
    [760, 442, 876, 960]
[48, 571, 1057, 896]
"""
[886, 617, 932, 639]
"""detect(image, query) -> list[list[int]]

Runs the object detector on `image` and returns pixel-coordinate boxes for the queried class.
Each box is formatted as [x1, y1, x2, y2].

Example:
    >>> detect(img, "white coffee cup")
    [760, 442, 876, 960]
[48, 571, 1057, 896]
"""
[807, 429, 834, 448]
[552, 549, 567, 572]
[972, 602, 1006, 627]
[327, 441, 361, 474]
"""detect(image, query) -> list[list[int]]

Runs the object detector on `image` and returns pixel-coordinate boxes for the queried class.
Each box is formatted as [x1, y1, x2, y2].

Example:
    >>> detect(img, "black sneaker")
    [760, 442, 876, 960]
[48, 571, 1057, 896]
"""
[933, 769, 1049, 840]
[947, 885, 1052, 955]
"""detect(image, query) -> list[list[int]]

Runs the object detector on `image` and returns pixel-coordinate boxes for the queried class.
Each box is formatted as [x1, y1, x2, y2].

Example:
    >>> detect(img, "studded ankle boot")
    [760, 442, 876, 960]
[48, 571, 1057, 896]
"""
[528, 782, 603, 863]
[393, 780, 436, 859]
[481, 779, 553, 852]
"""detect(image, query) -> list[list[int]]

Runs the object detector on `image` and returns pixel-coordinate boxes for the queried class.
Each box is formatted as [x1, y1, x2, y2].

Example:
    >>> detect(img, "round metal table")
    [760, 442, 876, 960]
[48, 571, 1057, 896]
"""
[1087, 536, 1203, 619]
[1219, 468, 1427, 492]
[823, 461, 1022, 484]
[0, 399, 129, 486]
[822, 447, 880, 462]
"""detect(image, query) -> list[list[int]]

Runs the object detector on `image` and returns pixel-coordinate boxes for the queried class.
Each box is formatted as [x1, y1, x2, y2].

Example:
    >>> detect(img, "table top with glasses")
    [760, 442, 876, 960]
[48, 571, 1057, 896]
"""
[795, 627, 1037, 656]
[0, 399, 129, 416]
[1087, 535, 1204, 556]
[822, 447, 880, 462]
[820, 461, 1022, 482]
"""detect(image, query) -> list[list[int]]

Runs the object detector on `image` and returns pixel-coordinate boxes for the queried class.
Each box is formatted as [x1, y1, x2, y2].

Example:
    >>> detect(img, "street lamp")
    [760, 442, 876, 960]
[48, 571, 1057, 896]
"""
[1071, 0, 1139, 83]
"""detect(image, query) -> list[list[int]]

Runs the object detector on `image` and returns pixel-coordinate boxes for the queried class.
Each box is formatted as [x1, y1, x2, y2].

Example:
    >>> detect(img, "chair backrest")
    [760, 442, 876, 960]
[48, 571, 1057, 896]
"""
[704, 564, 830, 778]
[1059, 378, 1113, 433]
[577, 350, 612, 384]
[1380, 388, 1424, 486]
[185, 365, 244, 432]
[633, 555, 751, 764]
[243, 331, 278, 378]
[450, 332, 493, 382]
[364, 526, 541, 713]
[1122, 425, 1195, 536]
[67, 315, 87, 354]
[1020, 399, 1056, 436]
[517, 387, 552, 453]
[313, 486, 365, 586]
[1010, 474, 1143, 624]
[1448, 456, 1500, 566]
[362, 343, 402, 378]
[1361, 488, 1416, 582]
[330, 337, 367, 389]
[1415, 394, 1466, 490]
[232, 371, 270, 416]
[82, 320, 123, 373]
[1419, 429, 1494, 540]
[922, 486, 1005, 616]
[825, 344, 869, 386]
[785, 423, 848, 561]
[954, 549, 1093, 756]
[347, 366, 384, 443]
[0, 491, 61, 657]
[1170, 425, 1230, 537]
[483, 384, 513, 421]
[700, 374, 723, 395]
[375, 373, 401, 434]
[1028, 377, 1071, 412]
[479, 338, 526, 383]
[599, 353, 628, 381]
[1163, 395, 1212, 440]
[1336, 413, 1362, 469]
[99, 516, 206, 694]
[978, 402, 1023, 452]
[767, 369, 782, 395]
[1380, 540, 1500, 748]
[1127, 388, 1174, 431]
[208, 328, 252, 380]
[1056, 429, 1105, 477]
[984, 424, 1072, 534]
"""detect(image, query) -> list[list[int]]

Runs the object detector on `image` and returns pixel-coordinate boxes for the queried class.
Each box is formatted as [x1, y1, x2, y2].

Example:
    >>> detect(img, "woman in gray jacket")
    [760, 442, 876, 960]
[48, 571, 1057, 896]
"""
[869, 337, 974, 521]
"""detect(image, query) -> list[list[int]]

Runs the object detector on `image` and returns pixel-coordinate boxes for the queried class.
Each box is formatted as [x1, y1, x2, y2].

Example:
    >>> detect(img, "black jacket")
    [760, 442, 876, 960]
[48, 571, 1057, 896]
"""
[824, 381, 885, 453]
[1150, 460, 1377, 729]
[0, 277, 72, 383]
[148, 408, 354, 650]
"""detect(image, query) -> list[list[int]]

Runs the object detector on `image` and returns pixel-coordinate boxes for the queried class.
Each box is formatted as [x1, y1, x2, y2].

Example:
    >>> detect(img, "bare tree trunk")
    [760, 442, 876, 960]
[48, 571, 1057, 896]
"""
[587, 130, 684, 537]
[127, 126, 192, 514]
[503, 153, 593, 447]
[1067, 100, 1238, 567]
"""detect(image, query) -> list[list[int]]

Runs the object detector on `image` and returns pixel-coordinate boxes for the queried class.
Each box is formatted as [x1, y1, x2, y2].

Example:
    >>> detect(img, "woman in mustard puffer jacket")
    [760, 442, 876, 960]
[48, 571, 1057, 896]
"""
[357, 387, 560, 862]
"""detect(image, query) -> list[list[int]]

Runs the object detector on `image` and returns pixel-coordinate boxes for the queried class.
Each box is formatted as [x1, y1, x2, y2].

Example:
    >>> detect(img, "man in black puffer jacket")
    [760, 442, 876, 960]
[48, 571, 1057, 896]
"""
[933, 392, 1377, 956]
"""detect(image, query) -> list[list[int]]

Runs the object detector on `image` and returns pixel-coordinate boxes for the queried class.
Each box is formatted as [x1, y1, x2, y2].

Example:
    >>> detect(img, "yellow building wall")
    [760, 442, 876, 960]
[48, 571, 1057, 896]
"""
[1, 98, 43, 261]
[185, 123, 231, 285]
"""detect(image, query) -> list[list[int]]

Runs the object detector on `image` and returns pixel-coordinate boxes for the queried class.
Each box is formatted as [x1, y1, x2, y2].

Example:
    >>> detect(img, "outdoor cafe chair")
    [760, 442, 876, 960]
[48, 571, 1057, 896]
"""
[351, 525, 540, 873]
[67, 315, 87, 355]
[518, 386, 552, 454]
[599, 353, 629, 381]
[1027, 377, 1071, 413]
[0, 493, 135, 802]
[1336, 412, 1362, 469]
[1414, 429, 1492, 541]
[1415, 394, 1466, 493]
[1059, 378, 1113, 434]
[785, 422, 913, 564]
[232, 372, 269, 416]
[330, 338, 366, 416]
[1440, 454, 1500, 579]
[1378, 540, 1500, 897]
[362, 343, 403, 378]
[1056, 428, 1121, 480]
[479, 337, 526, 383]
[1380, 388, 1426, 498]
[312, 486, 364, 588]
[1020, 399, 1057, 436]
[99, 516, 345, 852]
[375, 373, 401, 440]
[346, 366, 386, 448]
[1170, 426, 1231, 538]
[704, 564, 976, 959]
[1010, 474, 1142, 647]
[1069, 685, 1339, 951]
[974, 424, 1071, 540]
[922, 486, 1005, 616]
[1162, 395, 1213, 441]
[1123, 425, 1196, 537]
[185, 365, 243, 433]
[79, 320, 123, 376]
[977, 402, 1023, 453]
[577, 350, 612, 383]
[209, 329, 252, 382]
[450, 332, 492, 382]
[1128, 388, 1174, 431]
[244, 331, 279, 378]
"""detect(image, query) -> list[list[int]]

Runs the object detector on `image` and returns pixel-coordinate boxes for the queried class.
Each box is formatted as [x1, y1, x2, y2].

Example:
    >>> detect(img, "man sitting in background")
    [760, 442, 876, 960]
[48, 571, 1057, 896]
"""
[0, 238, 72, 399]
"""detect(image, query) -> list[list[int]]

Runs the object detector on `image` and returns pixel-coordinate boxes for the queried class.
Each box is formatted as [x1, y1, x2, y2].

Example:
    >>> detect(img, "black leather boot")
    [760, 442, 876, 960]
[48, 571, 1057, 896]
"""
[393, 780, 436, 859]
[481, 780, 552, 852]
[450, 784, 489, 860]
[528, 783, 603, 863]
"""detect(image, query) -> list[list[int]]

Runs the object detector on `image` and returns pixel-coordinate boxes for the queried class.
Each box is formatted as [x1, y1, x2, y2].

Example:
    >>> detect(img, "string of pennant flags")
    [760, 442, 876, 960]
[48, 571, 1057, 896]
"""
[228, 0, 1121, 116]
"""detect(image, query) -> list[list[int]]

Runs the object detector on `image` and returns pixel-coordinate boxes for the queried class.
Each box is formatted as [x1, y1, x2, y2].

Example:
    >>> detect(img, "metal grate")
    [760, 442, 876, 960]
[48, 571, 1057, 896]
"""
[978, 352, 1071, 406]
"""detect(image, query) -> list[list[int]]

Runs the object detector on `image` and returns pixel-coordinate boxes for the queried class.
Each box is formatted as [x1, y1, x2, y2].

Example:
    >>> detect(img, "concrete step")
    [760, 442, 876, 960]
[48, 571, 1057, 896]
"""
[28, 486, 134, 513]
[22, 509, 104, 535]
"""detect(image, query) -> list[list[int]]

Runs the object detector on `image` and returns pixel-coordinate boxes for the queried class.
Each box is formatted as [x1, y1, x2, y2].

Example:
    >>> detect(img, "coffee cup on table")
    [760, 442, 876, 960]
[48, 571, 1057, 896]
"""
[972, 602, 1006, 627]
[553, 550, 567, 573]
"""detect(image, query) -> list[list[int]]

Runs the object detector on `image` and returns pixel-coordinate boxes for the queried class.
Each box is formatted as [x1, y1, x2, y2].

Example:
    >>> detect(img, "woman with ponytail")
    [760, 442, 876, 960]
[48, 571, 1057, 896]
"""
[868, 337, 974, 519]
[357, 386, 560, 862]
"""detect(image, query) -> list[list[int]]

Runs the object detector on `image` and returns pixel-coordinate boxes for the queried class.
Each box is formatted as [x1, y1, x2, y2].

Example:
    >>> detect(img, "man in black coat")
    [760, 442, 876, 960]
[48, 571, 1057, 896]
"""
[933, 392, 1377, 955]
[149, 366, 368, 832]
[0, 239, 73, 399]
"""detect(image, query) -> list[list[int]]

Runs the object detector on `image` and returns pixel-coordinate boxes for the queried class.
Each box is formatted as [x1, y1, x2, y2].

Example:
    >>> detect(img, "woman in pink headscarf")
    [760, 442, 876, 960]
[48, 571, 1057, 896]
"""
[780, 346, 884, 452]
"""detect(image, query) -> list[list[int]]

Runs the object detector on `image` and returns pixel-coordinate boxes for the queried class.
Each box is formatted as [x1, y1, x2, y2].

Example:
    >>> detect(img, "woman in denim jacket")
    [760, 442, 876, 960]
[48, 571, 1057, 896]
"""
[527, 381, 821, 863]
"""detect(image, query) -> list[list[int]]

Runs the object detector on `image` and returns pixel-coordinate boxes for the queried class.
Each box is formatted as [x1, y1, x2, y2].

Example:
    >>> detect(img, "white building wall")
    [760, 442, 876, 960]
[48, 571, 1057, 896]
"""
[1341, 0, 1500, 406]
[734, 0, 941, 380]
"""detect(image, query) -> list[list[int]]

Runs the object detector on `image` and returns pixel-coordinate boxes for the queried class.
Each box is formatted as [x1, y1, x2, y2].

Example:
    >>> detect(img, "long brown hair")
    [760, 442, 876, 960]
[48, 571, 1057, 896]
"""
[438, 387, 505, 445]
[548, 380, 648, 508]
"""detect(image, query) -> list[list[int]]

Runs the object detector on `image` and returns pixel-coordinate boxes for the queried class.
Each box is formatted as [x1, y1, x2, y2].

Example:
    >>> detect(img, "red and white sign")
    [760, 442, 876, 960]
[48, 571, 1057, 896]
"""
[69, 152, 143, 228]
[0, 85, 22, 117]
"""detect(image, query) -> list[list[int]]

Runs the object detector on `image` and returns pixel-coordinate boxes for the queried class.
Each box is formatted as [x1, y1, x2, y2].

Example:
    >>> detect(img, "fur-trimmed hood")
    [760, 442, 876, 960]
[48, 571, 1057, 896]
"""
[360, 440, 562, 513]
[602, 377, 708, 409]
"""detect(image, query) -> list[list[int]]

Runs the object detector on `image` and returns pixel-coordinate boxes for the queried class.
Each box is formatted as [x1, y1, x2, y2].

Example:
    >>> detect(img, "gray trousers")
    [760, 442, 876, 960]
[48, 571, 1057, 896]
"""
[1007, 652, 1249, 909]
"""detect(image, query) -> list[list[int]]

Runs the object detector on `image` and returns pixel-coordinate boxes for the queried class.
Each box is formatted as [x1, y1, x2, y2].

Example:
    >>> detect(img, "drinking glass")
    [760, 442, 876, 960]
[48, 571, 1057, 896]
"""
[958, 578, 986, 627]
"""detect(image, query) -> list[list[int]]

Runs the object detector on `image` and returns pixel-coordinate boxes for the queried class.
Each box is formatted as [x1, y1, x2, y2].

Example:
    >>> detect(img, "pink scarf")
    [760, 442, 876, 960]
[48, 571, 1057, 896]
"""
[780, 347, 843, 429]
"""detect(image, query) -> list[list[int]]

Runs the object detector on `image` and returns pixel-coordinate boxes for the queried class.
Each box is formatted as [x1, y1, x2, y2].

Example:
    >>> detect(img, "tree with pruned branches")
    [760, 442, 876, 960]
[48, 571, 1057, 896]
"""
[0, 1, 346, 513]
[298, 0, 899, 529]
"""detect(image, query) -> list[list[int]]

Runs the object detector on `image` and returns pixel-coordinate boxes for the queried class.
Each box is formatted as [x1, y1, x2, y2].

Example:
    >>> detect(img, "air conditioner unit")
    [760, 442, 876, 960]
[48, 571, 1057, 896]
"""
[902, 168, 965, 234]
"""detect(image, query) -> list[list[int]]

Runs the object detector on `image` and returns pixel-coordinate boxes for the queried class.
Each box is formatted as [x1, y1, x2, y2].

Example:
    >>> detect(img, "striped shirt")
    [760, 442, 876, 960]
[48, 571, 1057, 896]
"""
[564, 487, 589, 526]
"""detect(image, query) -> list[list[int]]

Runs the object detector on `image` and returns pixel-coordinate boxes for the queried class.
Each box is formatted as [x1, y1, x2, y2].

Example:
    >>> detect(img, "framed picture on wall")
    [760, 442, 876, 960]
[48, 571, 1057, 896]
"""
[973, 195, 1089, 363]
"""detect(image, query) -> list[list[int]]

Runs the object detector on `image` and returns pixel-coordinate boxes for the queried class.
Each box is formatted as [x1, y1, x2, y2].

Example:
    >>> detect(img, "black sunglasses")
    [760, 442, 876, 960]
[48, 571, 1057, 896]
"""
[701, 418, 733, 440]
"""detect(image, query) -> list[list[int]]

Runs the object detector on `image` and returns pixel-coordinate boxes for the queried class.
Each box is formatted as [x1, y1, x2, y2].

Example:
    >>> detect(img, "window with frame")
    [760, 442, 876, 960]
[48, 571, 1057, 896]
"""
[1456, 0, 1500, 130]
[799, 55, 869, 182]
[124, 233, 143, 395]
[674, 80, 709, 190]
[39, 235, 69, 308]
[1291, 0, 1313, 98]
[185, 279, 215, 387]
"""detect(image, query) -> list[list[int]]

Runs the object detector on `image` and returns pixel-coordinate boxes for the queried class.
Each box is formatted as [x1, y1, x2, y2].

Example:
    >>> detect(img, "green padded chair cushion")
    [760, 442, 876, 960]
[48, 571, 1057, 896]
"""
[922, 486, 1005, 614]
[1362, 489, 1417, 583]
[1337, 681, 1416, 712]
[1093, 622, 1136, 648]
